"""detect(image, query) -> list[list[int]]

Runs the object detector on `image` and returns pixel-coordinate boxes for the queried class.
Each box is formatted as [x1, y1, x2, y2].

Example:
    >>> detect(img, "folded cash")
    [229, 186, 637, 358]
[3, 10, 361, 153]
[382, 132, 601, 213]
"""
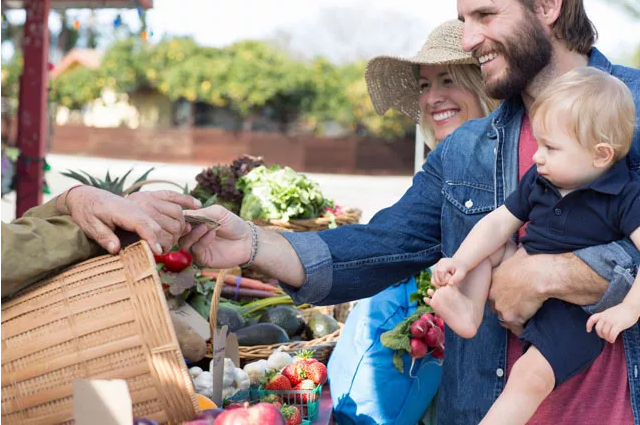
[184, 215, 220, 230]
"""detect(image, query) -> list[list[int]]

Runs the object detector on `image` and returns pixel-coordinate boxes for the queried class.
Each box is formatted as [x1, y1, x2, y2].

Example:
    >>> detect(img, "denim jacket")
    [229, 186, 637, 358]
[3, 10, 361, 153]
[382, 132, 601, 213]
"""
[281, 48, 640, 424]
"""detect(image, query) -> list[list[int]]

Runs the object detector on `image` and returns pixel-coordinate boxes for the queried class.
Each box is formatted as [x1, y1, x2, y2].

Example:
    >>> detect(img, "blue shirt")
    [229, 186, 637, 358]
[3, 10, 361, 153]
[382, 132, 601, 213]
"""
[505, 161, 640, 254]
[280, 48, 640, 424]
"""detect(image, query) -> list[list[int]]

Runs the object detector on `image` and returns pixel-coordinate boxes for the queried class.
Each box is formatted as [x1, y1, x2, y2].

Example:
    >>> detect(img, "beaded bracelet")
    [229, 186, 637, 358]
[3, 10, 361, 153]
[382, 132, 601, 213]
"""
[240, 221, 259, 269]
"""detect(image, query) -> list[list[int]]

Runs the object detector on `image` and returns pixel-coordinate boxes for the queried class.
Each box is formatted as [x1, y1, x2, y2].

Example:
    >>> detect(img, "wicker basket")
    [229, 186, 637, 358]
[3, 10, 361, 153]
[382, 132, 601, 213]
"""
[206, 276, 341, 367]
[251, 208, 362, 232]
[235, 325, 342, 367]
[1, 241, 199, 424]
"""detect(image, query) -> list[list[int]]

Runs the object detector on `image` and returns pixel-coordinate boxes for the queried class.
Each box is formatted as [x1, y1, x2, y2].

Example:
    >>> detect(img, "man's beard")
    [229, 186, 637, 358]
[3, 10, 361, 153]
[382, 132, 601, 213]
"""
[478, 17, 552, 99]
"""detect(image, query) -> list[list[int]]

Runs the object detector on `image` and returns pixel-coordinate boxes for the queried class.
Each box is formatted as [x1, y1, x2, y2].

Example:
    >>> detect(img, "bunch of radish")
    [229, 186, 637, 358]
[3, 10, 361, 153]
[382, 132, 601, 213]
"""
[409, 313, 444, 361]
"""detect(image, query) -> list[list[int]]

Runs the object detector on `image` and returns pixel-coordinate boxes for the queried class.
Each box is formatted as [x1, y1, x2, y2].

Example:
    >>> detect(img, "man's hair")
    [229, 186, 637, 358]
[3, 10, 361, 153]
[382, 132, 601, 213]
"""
[530, 67, 635, 161]
[419, 64, 499, 150]
[520, 0, 597, 54]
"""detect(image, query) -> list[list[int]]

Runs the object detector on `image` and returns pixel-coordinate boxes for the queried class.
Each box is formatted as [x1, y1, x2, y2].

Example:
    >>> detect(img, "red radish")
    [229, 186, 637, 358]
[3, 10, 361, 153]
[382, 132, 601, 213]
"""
[424, 326, 444, 348]
[410, 320, 428, 339]
[410, 338, 429, 359]
[431, 347, 444, 360]
[434, 315, 445, 330]
[420, 313, 435, 325]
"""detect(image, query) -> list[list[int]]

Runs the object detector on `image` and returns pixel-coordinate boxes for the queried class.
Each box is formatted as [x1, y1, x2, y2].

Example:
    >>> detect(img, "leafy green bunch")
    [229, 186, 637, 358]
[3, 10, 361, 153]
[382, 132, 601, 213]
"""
[190, 155, 265, 214]
[237, 165, 334, 221]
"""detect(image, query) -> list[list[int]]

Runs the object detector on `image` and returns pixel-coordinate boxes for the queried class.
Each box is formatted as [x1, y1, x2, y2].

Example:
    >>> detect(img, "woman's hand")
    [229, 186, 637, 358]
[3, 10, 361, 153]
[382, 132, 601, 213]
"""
[179, 205, 253, 268]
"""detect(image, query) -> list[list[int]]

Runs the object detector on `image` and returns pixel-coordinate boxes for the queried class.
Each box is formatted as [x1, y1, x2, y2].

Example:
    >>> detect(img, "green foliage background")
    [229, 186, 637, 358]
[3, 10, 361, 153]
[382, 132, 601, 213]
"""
[1, 36, 413, 139]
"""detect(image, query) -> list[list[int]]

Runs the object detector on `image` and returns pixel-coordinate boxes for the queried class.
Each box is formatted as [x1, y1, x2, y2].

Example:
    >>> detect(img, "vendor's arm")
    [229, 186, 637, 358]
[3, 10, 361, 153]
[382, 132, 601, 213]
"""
[1, 214, 103, 298]
[182, 143, 446, 305]
[2, 186, 199, 298]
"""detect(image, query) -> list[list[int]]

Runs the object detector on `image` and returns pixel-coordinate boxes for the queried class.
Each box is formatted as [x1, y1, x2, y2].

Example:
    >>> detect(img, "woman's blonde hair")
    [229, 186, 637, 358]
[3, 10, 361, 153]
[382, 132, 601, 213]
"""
[530, 67, 635, 161]
[418, 63, 498, 150]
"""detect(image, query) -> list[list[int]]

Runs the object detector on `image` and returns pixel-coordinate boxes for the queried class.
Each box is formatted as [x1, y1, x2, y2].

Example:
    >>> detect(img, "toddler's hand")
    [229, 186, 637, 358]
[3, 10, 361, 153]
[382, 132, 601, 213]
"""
[586, 304, 639, 343]
[433, 258, 467, 287]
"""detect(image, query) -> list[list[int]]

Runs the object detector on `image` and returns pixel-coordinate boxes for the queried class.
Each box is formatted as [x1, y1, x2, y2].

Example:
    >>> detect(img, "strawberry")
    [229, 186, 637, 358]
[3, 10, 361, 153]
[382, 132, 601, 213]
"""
[263, 372, 293, 391]
[262, 393, 282, 409]
[293, 379, 317, 403]
[282, 363, 305, 386]
[280, 404, 302, 425]
[303, 360, 327, 385]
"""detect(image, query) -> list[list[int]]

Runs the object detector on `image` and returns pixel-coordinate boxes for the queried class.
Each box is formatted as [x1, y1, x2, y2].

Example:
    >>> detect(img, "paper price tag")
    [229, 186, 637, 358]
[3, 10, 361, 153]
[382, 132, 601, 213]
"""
[210, 325, 228, 406]
[73, 379, 132, 425]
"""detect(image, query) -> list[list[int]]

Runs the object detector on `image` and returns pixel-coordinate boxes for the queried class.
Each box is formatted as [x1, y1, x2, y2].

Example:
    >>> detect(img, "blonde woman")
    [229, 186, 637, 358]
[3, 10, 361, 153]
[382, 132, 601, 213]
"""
[326, 20, 497, 425]
[366, 19, 497, 150]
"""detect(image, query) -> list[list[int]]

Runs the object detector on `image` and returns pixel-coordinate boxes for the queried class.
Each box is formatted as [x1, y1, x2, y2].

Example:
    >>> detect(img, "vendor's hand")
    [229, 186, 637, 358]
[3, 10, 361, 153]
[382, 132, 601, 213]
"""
[58, 186, 166, 255]
[488, 246, 547, 329]
[433, 258, 467, 287]
[179, 205, 253, 268]
[127, 190, 201, 252]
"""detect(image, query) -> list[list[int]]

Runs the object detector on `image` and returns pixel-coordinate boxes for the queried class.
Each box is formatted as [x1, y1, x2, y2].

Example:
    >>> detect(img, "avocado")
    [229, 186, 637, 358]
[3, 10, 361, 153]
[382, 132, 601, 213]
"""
[259, 306, 306, 337]
[306, 313, 339, 340]
[235, 323, 290, 346]
[217, 307, 246, 333]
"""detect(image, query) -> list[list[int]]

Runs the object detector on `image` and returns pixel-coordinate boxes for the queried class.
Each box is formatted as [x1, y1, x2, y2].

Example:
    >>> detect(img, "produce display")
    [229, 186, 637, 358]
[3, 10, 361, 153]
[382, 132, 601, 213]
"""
[60, 158, 360, 424]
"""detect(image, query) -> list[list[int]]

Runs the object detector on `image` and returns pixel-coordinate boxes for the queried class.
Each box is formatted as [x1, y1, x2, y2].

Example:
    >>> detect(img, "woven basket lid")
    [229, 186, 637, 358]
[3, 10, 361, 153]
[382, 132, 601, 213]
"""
[1, 241, 199, 424]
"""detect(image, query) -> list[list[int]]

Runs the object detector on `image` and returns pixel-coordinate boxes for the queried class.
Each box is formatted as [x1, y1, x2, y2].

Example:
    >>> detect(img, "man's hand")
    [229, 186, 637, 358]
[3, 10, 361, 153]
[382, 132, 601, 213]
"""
[57, 186, 169, 255]
[127, 190, 201, 252]
[489, 247, 549, 328]
[489, 246, 608, 330]
[179, 205, 253, 268]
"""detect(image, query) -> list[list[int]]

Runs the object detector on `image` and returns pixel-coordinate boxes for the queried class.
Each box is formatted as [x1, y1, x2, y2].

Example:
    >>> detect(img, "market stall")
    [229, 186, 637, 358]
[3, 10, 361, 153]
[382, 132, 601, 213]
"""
[2, 156, 364, 424]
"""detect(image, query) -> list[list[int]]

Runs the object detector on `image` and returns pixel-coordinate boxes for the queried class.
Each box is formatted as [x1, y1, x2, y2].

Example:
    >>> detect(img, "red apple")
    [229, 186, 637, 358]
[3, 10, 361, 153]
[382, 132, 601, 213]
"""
[214, 402, 286, 425]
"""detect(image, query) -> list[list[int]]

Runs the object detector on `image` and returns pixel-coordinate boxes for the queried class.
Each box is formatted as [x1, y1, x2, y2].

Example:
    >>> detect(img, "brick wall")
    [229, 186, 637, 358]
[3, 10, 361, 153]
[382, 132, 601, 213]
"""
[50, 125, 415, 175]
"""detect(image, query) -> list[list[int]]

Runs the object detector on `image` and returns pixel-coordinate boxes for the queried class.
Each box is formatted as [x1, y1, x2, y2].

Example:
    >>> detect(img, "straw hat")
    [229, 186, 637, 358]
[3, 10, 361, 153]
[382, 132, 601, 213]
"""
[365, 20, 476, 122]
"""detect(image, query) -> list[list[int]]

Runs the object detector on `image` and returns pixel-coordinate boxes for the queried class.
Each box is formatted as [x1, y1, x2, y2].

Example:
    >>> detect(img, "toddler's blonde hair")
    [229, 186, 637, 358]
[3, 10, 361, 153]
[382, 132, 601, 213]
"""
[530, 67, 635, 161]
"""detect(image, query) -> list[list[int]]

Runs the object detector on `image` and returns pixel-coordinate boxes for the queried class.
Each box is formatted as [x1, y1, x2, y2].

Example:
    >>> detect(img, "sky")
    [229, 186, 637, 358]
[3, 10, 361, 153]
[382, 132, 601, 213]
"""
[2, 0, 639, 65]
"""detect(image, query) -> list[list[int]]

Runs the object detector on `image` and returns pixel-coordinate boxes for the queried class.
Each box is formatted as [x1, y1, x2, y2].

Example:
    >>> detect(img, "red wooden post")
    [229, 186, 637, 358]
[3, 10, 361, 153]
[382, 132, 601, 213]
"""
[15, 0, 51, 217]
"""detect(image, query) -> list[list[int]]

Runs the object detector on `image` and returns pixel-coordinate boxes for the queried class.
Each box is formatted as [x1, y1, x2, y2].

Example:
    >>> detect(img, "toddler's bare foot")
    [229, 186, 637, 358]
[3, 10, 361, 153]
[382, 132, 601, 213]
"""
[424, 286, 482, 338]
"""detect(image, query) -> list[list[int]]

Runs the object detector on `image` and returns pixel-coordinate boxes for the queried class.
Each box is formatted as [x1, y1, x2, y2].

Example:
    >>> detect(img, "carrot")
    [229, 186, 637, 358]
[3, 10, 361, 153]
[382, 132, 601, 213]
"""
[200, 270, 280, 293]
[220, 286, 279, 299]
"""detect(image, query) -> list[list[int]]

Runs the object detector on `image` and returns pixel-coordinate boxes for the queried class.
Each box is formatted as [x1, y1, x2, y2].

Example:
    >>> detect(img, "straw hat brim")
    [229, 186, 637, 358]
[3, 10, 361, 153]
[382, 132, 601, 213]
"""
[365, 49, 476, 123]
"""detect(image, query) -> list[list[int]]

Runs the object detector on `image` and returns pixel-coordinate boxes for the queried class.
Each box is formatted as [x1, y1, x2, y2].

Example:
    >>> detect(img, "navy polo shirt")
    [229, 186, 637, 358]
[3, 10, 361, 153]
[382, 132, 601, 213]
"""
[504, 159, 640, 254]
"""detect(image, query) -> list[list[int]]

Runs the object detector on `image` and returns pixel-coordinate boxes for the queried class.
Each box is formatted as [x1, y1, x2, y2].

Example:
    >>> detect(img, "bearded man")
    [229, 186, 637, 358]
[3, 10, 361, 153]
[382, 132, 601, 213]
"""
[179, 0, 640, 423]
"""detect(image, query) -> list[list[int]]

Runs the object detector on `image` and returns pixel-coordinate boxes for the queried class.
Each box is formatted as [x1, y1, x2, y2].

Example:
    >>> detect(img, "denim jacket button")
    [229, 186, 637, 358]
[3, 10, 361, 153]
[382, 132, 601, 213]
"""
[496, 368, 504, 377]
[554, 208, 562, 216]
[465, 200, 474, 208]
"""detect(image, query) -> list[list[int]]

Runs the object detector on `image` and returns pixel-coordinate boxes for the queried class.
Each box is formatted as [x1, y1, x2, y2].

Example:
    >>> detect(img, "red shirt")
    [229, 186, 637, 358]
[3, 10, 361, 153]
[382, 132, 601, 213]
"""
[507, 114, 633, 424]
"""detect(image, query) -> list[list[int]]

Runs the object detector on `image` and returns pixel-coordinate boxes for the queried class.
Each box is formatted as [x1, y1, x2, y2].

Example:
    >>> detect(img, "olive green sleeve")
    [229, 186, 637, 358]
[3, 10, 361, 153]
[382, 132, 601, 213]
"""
[1, 207, 104, 299]
[21, 196, 63, 219]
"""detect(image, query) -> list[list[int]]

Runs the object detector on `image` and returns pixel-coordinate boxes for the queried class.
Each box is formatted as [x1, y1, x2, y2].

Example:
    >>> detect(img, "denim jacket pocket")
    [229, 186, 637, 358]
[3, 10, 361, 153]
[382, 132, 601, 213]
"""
[441, 182, 496, 257]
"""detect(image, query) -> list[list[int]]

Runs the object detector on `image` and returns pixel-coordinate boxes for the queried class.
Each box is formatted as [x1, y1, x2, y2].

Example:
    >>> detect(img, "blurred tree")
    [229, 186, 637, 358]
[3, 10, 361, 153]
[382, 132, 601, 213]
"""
[221, 40, 310, 118]
[300, 57, 352, 130]
[1, 54, 22, 99]
[49, 66, 101, 110]
[143, 37, 201, 88]
[98, 37, 148, 92]
[157, 45, 228, 105]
